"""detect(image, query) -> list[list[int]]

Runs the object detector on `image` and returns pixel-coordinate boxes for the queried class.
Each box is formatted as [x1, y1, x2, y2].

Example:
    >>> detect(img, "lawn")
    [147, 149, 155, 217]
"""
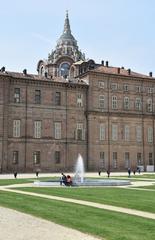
[0, 177, 57, 186]
[0, 190, 155, 240]
[13, 186, 155, 213]
[133, 185, 155, 190]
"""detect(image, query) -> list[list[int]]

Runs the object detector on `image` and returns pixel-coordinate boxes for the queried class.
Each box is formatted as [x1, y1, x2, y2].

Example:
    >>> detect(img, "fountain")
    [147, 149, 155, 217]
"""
[74, 154, 84, 184]
[72, 154, 131, 186]
[34, 154, 131, 186]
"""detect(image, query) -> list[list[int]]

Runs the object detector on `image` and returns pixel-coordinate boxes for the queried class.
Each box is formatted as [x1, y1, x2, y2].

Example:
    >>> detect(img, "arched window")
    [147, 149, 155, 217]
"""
[40, 66, 45, 76]
[59, 62, 70, 78]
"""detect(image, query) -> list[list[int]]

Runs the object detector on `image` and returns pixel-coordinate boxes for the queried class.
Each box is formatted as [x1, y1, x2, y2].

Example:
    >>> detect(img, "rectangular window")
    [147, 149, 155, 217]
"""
[99, 81, 105, 88]
[137, 152, 142, 165]
[112, 124, 118, 141]
[34, 121, 41, 138]
[13, 151, 18, 164]
[136, 86, 142, 93]
[111, 83, 118, 91]
[100, 152, 105, 168]
[14, 88, 20, 103]
[99, 95, 105, 109]
[112, 152, 117, 168]
[100, 124, 105, 140]
[35, 90, 41, 104]
[148, 127, 153, 143]
[124, 152, 130, 168]
[148, 87, 153, 94]
[54, 122, 61, 139]
[33, 151, 40, 164]
[123, 84, 129, 92]
[135, 98, 142, 111]
[147, 99, 153, 112]
[13, 120, 21, 137]
[124, 97, 130, 110]
[124, 125, 130, 141]
[136, 126, 142, 142]
[76, 123, 84, 140]
[112, 96, 118, 109]
[77, 93, 83, 107]
[55, 92, 61, 106]
[149, 153, 153, 165]
[55, 151, 61, 164]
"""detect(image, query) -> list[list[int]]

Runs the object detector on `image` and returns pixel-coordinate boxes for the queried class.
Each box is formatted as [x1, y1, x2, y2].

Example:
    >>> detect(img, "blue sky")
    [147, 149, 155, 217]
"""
[0, 0, 155, 75]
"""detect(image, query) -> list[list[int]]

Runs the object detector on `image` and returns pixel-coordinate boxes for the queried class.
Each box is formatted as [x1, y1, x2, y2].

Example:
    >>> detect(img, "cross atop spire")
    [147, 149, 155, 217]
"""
[63, 10, 71, 35]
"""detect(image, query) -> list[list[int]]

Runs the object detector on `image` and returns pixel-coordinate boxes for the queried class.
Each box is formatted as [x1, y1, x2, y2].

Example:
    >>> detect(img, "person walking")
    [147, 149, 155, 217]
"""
[128, 168, 131, 177]
[14, 172, 17, 179]
[107, 169, 110, 178]
[60, 173, 67, 186]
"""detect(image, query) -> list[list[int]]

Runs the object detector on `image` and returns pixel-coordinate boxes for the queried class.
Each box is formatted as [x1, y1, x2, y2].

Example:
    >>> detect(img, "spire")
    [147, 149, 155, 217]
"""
[63, 10, 71, 35]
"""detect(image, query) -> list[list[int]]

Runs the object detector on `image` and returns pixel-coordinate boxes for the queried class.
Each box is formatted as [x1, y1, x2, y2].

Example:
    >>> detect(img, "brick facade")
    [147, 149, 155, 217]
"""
[0, 13, 154, 173]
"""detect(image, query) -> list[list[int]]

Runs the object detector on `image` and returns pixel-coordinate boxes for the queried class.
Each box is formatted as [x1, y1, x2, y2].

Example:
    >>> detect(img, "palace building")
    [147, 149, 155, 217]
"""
[0, 12, 155, 173]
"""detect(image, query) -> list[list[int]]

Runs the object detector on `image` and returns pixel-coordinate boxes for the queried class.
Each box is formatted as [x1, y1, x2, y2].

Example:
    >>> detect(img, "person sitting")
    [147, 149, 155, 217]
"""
[66, 175, 72, 186]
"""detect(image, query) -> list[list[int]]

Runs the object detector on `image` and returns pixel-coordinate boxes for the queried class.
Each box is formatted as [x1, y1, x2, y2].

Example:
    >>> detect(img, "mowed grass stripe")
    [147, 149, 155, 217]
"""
[0, 190, 155, 240]
[15, 187, 155, 213]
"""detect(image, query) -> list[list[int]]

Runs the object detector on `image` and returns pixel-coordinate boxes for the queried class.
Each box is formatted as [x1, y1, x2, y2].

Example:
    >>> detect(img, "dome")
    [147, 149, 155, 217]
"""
[48, 11, 85, 64]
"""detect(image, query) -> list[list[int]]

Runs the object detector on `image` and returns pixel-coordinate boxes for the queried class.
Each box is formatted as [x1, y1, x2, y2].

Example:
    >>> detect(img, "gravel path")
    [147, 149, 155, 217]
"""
[0, 207, 101, 240]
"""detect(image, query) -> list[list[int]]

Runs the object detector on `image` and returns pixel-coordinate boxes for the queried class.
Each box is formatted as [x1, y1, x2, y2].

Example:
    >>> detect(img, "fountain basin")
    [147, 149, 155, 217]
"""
[34, 178, 131, 187]
[72, 178, 130, 186]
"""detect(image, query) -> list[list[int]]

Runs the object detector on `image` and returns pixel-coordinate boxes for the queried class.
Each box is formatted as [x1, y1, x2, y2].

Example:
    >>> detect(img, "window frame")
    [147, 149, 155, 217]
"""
[33, 151, 40, 165]
[13, 120, 21, 138]
[34, 121, 41, 139]
[14, 88, 20, 103]
[12, 151, 19, 164]
[112, 96, 118, 110]
[54, 122, 62, 139]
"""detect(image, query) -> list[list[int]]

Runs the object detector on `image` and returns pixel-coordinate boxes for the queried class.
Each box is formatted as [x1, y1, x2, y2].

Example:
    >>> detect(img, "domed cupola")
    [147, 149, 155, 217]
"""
[37, 11, 85, 79]
[48, 11, 85, 65]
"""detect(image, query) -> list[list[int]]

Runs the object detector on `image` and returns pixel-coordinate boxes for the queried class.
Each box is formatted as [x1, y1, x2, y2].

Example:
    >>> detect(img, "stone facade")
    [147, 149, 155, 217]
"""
[0, 13, 154, 173]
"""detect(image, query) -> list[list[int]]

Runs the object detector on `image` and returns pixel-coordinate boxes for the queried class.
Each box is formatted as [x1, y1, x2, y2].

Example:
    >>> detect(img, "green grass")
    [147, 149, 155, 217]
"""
[0, 190, 155, 240]
[114, 174, 155, 180]
[0, 178, 33, 186]
[0, 177, 58, 186]
[133, 185, 155, 190]
[15, 187, 155, 213]
[133, 174, 155, 179]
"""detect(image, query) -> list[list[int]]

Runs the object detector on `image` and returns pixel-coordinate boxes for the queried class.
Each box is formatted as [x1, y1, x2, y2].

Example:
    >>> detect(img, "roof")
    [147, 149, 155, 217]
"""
[0, 71, 87, 86]
[73, 60, 85, 65]
[91, 65, 153, 79]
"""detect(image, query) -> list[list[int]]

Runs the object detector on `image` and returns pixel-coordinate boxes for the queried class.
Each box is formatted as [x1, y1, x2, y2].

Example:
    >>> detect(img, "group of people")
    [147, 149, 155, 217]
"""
[13, 170, 40, 179]
[128, 167, 141, 177]
[60, 173, 72, 186]
[98, 169, 110, 178]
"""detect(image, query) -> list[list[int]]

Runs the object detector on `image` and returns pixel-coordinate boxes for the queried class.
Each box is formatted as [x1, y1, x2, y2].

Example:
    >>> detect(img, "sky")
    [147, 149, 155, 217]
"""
[0, 0, 155, 75]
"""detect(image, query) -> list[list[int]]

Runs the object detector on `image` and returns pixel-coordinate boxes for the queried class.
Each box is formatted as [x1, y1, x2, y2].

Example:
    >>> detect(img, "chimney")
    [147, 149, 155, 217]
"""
[127, 69, 131, 75]
[106, 61, 109, 67]
[1, 66, 5, 72]
[23, 69, 27, 75]
[149, 72, 153, 77]
[101, 60, 104, 65]
[117, 68, 120, 74]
